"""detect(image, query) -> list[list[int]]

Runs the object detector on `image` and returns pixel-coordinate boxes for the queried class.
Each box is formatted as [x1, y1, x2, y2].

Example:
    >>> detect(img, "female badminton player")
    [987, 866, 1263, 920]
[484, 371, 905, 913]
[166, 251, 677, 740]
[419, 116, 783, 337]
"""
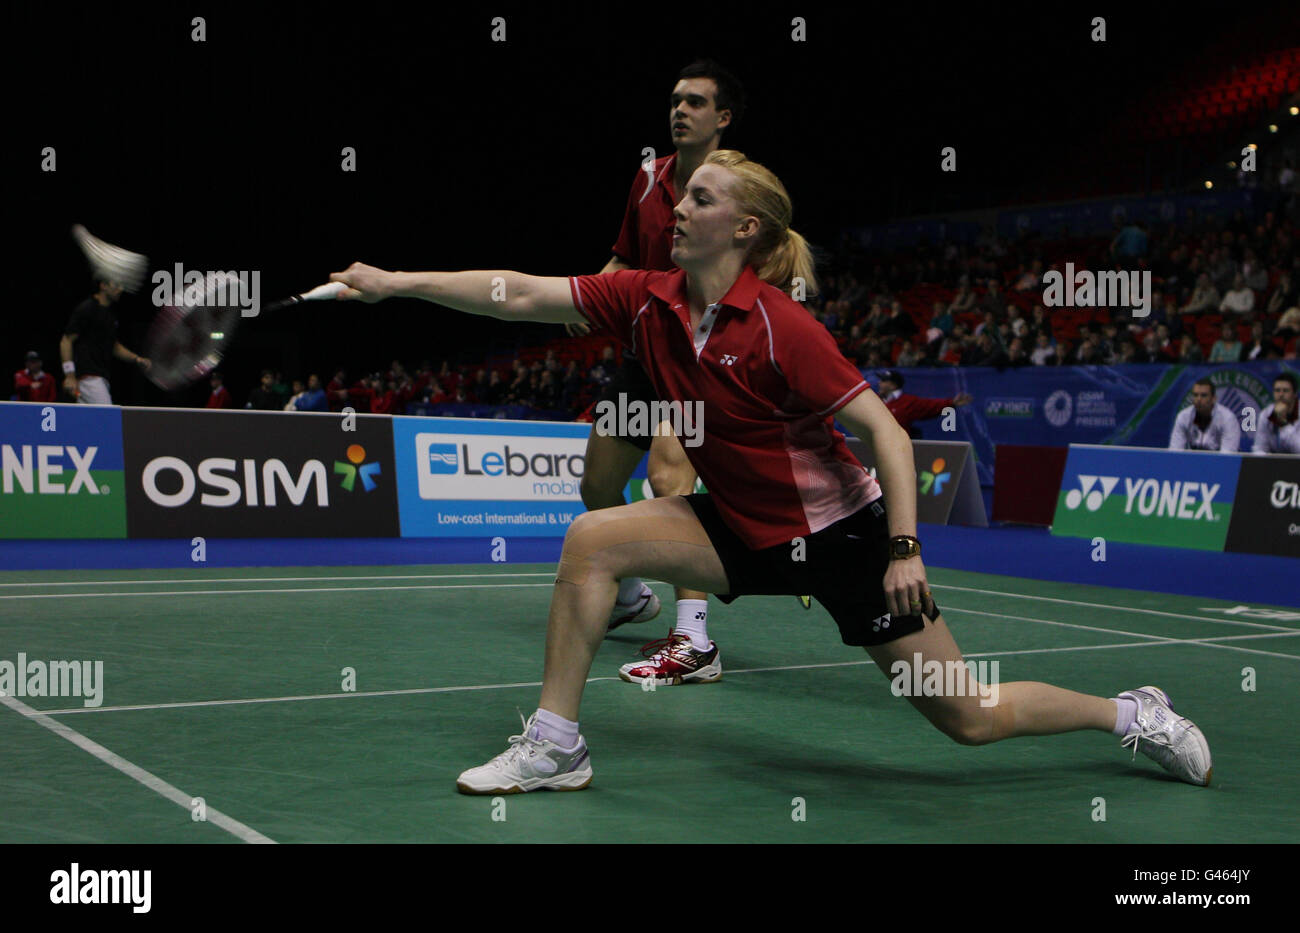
[330, 150, 1212, 793]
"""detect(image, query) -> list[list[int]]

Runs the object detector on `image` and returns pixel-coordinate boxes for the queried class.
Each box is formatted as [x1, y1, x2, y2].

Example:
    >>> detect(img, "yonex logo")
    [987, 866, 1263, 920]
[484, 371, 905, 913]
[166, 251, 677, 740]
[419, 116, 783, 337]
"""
[872, 613, 891, 633]
[423, 442, 460, 475]
[2, 445, 103, 495]
[1064, 474, 1120, 511]
[719, 354, 738, 366]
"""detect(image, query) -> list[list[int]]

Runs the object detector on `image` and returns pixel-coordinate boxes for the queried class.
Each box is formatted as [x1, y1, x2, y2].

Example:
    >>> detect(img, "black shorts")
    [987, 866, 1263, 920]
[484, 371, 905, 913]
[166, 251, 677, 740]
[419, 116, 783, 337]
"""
[685, 493, 939, 647]
[595, 358, 660, 452]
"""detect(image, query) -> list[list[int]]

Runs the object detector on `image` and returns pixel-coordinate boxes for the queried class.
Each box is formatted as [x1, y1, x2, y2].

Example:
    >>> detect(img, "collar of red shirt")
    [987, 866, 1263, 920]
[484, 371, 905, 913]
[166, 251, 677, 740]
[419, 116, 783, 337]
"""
[645, 265, 764, 316]
[655, 153, 678, 195]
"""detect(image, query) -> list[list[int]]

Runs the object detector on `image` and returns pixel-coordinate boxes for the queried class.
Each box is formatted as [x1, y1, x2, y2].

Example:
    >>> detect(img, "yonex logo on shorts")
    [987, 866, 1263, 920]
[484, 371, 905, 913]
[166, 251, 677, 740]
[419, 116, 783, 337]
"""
[422, 442, 460, 475]
[1064, 475, 1120, 511]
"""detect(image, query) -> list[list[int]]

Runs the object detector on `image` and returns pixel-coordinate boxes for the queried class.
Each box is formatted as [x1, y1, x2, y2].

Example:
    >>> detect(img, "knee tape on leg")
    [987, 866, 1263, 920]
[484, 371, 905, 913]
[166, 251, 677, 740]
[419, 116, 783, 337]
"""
[555, 513, 714, 586]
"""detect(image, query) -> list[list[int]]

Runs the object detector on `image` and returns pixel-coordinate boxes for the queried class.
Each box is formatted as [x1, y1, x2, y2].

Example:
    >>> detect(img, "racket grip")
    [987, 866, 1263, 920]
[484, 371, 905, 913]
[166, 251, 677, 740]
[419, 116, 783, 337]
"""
[300, 282, 347, 301]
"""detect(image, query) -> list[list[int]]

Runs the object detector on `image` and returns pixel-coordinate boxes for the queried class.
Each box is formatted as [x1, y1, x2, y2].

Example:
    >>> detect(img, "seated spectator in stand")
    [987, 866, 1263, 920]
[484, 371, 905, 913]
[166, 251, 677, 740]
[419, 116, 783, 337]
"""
[1110, 221, 1148, 265]
[544, 349, 561, 374]
[876, 369, 972, 438]
[426, 378, 450, 406]
[1266, 272, 1296, 316]
[346, 374, 382, 414]
[1219, 274, 1255, 314]
[484, 370, 507, 406]
[978, 280, 1005, 316]
[1169, 378, 1241, 452]
[326, 369, 350, 411]
[205, 371, 233, 408]
[246, 370, 280, 410]
[971, 332, 1009, 367]
[1006, 336, 1030, 367]
[1241, 321, 1275, 361]
[895, 342, 922, 367]
[370, 380, 399, 415]
[1013, 260, 1042, 292]
[859, 301, 888, 335]
[1276, 305, 1300, 339]
[14, 350, 56, 402]
[271, 372, 290, 409]
[1240, 250, 1269, 292]
[938, 323, 971, 366]
[1006, 305, 1029, 339]
[949, 282, 976, 314]
[1177, 333, 1205, 363]
[1075, 332, 1106, 364]
[536, 370, 560, 410]
[1028, 304, 1052, 341]
[1208, 322, 1243, 362]
[283, 379, 307, 410]
[973, 310, 998, 340]
[1182, 274, 1220, 314]
[1030, 333, 1057, 366]
[1117, 339, 1143, 364]
[927, 301, 953, 337]
[877, 300, 916, 339]
[1254, 372, 1300, 454]
[294, 374, 329, 412]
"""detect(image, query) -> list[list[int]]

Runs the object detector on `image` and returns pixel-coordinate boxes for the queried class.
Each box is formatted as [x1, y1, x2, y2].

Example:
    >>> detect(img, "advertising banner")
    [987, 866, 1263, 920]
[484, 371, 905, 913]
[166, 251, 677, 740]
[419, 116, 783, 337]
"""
[122, 409, 399, 538]
[1224, 455, 1300, 558]
[393, 417, 589, 537]
[0, 402, 127, 539]
[1051, 445, 1242, 550]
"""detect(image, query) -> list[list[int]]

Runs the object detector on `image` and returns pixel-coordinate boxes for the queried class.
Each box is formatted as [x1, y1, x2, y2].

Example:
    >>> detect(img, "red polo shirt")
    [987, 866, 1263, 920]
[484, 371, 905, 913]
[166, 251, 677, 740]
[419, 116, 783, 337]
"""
[570, 266, 880, 549]
[612, 154, 679, 272]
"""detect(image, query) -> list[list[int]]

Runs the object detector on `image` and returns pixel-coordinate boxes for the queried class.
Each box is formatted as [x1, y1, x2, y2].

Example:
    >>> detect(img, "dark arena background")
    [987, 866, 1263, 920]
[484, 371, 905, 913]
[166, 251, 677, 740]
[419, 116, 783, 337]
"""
[2, 0, 1297, 911]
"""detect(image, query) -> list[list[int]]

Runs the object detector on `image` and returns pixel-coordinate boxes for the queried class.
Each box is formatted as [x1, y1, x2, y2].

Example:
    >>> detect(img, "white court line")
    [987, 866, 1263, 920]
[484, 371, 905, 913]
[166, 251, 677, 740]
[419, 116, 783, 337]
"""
[0, 692, 275, 844]
[36, 629, 1300, 717]
[0, 582, 557, 601]
[0, 572, 556, 588]
[931, 583, 1298, 632]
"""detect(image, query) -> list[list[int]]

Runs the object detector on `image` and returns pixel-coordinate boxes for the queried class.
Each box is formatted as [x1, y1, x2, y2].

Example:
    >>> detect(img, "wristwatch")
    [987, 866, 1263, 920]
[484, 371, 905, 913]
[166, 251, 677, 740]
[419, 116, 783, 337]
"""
[889, 535, 922, 560]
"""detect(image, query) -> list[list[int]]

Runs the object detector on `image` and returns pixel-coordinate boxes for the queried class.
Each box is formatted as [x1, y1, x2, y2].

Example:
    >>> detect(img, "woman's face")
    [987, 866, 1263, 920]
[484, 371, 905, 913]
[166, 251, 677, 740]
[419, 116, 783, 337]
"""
[671, 164, 756, 270]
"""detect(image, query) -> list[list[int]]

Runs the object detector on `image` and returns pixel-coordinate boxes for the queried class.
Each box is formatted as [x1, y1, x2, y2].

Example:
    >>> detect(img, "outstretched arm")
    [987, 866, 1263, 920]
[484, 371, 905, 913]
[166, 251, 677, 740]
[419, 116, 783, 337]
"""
[330, 262, 583, 325]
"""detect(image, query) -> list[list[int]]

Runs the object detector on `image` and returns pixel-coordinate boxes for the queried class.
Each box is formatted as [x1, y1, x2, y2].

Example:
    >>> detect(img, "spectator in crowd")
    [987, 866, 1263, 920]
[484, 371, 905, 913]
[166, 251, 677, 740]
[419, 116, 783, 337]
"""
[1075, 332, 1106, 364]
[1028, 304, 1052, 341]
[949, 282, 975, 314]
[927, 301, 953, 337]
[246, 370, 280, 410]
[284, 379, 307, 411]
[326, 369, 350, 411]
[296, 374, 329, 411]
[1006, 305, 1029, 339]
[978, 280, 1005, 316]
[1013, 260, 1042, 292]
[972, 332, 1009, 368]
[1254, 372, 1299, 454]
[878, 300, 917, 339]
[1182, 274, 1220, 314]
[1266, 272, 1296, 315]
[1276, 305, 1300, 339]
[1241, 321, 1275, 361]
[1030, 333, 1057, 366]
[1169, 378, 1241, 452]
[875, 369, 972, 437]
[1178, 333, 1205, 363]
[895, 342, 922, 367]
[536, 370, 560, 410]
[271, 371, 290, 409]
[1208, 322, 1242, 362]
[1219, 274, 1255, 314]
[13, 351, 56, 403]
[1110, 220, 1148, 264]
[1240, 250, 1269, 292]
[205, 371, 233, 409]
[1006, 336, 1030, 367]
[859, 301, 888, 334]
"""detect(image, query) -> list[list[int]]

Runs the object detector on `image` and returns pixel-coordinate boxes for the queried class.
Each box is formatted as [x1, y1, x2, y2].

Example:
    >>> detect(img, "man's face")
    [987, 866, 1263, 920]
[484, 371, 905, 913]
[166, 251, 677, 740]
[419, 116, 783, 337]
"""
[1274, 380, 1296, 416]
[308, 374, 320, 390]
[262, 373, 273, 388]
[1191, 384, 1215, 415]
[879, 378, 897, 395]
[27, 358, 42, 375]
[99, 281, 124, 303]
[670, 78, 729, 149]
[671, 163, 752, 269]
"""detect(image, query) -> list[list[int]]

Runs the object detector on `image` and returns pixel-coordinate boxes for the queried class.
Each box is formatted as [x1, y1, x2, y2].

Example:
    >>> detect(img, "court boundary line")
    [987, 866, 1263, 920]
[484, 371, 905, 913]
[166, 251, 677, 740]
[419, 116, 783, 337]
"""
[35, 628, 1299, 717]
[0, 693, 276, 844]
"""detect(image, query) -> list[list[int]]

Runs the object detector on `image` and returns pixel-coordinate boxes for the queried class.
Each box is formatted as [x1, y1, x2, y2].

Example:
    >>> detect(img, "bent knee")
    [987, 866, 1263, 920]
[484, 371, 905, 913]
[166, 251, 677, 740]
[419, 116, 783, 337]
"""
[928, 703, 996, 747]
[647, 459, 695, 497]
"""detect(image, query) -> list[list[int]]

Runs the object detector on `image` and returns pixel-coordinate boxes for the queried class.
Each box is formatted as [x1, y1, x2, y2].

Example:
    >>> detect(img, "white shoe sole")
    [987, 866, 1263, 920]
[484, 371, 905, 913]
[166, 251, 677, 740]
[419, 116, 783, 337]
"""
[456, 768, 593, 795]
[607, 592, 662, 631]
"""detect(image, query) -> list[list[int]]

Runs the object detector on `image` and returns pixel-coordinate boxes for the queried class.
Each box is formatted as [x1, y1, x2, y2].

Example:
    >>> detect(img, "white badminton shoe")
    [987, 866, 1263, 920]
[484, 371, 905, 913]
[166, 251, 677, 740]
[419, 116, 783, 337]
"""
[456, 713, 593, 794]
[607, 583, 661, 631]
[1118, 686, 1213, 786]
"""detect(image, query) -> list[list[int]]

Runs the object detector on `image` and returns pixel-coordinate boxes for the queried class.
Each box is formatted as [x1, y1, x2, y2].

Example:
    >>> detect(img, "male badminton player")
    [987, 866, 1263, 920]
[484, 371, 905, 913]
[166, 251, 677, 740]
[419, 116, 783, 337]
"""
[578, 60, 747, 686]
[330, 150, 1213, 793]
[60, 278, 151, 404]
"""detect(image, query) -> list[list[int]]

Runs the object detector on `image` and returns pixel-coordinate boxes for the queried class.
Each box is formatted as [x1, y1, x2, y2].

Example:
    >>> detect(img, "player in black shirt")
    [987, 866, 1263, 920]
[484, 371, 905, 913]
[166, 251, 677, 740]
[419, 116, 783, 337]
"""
[60, 279, 150, 404]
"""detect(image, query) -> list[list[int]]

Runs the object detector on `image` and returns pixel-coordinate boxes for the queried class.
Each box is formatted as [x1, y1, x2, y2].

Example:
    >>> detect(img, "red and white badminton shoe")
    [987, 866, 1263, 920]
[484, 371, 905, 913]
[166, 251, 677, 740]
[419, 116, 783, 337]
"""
[618, 630, 722, 686]
[607, 583, 662, 631]
[1118, 686, 1213, 786]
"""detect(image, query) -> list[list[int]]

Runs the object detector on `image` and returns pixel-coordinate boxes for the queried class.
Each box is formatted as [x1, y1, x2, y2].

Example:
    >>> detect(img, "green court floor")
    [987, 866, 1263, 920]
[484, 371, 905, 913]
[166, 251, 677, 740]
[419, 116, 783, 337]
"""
[1, 563, 1297, 843]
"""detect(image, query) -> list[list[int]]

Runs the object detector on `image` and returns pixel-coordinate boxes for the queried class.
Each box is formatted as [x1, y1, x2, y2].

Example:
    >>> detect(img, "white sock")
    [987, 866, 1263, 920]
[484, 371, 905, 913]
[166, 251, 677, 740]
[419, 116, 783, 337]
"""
[1111, 697, 1138, 737]
[531, 708, 580, 749]
[616, 577, 645, 605]
[675, 599, 710, 649]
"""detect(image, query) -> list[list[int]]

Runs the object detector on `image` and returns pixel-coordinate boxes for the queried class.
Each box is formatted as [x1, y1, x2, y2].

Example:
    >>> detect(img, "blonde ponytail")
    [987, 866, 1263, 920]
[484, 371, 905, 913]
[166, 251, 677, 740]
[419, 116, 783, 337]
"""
[704, 149, 818, 297]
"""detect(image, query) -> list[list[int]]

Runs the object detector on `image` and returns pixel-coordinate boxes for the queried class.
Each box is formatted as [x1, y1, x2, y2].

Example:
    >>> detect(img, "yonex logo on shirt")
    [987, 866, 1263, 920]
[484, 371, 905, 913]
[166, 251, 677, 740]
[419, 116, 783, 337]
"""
[719, 354, 738, 366]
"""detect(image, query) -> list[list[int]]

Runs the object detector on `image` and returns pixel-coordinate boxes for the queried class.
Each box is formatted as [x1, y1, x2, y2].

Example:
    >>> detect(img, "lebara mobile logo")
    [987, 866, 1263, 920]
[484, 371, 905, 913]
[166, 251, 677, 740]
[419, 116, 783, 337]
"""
[1064, 474, 1120, 511]
[333, 444, 381, 492]
[420, 440, 460, 475]
[919, 458, 951, 496]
